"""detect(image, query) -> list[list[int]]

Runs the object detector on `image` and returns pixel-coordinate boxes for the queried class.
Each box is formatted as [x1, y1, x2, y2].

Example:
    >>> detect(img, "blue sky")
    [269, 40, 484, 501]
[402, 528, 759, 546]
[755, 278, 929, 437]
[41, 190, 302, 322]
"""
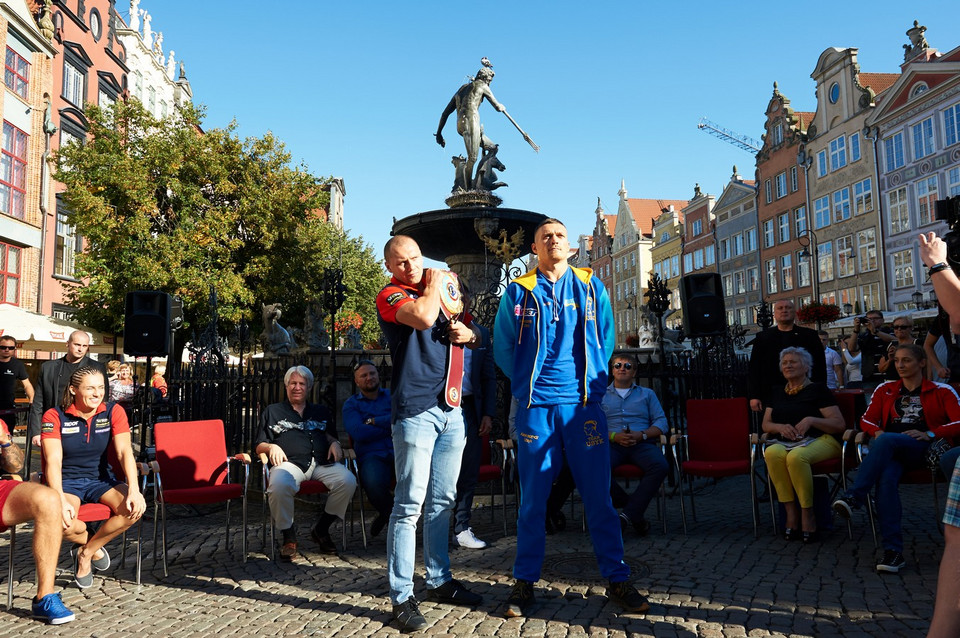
[141, 1, 960, 260]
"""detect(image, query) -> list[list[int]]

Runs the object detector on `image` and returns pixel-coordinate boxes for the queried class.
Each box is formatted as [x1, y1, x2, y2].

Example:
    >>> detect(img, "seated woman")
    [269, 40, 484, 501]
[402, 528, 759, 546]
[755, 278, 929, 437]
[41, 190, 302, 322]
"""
[762, 346, 845, 543]
[40, 366, 146, 588]
[108, 363, 135, 403]
[833, 343, 960, 574]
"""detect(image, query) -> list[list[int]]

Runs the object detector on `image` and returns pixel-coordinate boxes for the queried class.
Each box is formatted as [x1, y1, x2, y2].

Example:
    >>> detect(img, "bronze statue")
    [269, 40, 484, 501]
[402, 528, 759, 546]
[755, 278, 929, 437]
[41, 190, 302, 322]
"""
[435, 58, 537, 195]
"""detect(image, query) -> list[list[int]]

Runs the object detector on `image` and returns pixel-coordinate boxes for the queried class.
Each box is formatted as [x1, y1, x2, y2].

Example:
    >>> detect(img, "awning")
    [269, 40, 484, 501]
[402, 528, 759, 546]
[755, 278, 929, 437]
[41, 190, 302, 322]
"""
[0, 304, 121, 353]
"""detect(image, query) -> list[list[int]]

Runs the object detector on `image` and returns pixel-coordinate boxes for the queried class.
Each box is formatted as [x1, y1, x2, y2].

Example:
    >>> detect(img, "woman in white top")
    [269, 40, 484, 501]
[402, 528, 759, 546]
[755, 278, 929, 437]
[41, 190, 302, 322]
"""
[841, 343, 863, 389]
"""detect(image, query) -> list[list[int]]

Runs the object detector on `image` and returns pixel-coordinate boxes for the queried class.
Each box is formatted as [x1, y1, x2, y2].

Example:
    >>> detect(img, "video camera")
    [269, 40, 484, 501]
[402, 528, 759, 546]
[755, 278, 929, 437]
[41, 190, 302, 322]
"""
[934, 195, 960, 270]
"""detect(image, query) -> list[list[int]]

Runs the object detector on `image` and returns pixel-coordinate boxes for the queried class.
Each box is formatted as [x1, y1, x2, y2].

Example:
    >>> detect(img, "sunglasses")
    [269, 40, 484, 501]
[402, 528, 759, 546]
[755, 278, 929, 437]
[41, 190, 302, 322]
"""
[0, 345, 14, 350]
[893, 325, 912, 330]
[613, 362, 633, 370]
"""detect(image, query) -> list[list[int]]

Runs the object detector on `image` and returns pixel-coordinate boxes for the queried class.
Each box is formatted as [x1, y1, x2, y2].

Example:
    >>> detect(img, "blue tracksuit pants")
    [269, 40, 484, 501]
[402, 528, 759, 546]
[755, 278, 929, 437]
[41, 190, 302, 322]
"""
[513, 402, 630, 583]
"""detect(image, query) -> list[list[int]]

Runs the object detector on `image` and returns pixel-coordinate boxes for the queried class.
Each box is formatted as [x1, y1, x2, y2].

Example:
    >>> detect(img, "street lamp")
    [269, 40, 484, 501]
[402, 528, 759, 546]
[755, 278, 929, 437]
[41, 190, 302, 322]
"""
[797, 229, 819, 300]
[911, 289, 924, 310]
[755, 299, 773, 330]
[842, 302, 854, 317]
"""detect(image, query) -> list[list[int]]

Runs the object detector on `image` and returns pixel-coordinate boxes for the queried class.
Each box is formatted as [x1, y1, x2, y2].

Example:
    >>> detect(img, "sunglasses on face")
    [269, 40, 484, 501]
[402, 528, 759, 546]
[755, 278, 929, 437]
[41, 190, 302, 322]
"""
[893, 325, 911, 330]
[0, 345, 14, 350]
[613, 362, 633, 370]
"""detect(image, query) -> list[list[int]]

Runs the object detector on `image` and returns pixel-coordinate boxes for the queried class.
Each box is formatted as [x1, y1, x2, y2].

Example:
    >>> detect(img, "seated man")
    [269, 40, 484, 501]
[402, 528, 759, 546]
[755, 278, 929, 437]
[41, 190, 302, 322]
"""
[833, 344, 960, 573]
[0, 420, 75, 624]
[255, 365, 357, 561]
[342, 360, 394, 538]
[601, 354, 669, 535]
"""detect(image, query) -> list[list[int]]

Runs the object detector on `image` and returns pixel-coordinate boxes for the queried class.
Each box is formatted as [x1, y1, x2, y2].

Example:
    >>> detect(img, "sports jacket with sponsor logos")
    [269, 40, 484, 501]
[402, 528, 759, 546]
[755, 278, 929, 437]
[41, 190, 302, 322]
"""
[860, 379, 960, 439]
[494, 266, 614, 407]
[40, 402, 128, 481]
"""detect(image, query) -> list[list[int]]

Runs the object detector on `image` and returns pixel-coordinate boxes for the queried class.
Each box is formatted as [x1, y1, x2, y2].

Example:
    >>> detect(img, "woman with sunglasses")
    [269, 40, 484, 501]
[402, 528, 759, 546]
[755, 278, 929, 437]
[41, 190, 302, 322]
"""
[762, 347, 845, 543]
[40, 366, 145, 588]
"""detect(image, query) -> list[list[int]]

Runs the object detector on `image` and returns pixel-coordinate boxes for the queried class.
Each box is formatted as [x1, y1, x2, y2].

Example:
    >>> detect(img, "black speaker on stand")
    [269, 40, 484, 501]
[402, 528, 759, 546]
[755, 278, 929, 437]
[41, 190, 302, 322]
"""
[680, 273, 727, 337]
[124, 291, 172, 357]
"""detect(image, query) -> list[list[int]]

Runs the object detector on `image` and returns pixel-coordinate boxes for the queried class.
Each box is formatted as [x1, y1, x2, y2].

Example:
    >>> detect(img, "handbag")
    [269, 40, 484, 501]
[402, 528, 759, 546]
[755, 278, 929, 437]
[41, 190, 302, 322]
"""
[926, 437, 952, 472]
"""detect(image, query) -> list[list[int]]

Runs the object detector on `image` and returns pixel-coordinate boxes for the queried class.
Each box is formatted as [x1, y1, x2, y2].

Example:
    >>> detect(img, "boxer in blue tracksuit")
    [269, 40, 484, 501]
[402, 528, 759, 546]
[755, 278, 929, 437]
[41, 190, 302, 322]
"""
[494, 218, 650, 617]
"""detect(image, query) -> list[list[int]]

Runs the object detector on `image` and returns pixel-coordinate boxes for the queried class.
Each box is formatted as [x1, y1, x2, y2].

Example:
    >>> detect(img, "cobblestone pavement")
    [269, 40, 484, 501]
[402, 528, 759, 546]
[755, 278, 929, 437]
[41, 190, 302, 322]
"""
[0, 476, 944, 637]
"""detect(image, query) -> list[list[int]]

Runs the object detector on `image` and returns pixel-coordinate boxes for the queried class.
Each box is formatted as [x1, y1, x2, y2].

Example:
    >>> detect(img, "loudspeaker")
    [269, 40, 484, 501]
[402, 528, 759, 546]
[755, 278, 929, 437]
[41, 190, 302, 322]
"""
[680, 273, 727, 337]
[124, 291, 172, 357]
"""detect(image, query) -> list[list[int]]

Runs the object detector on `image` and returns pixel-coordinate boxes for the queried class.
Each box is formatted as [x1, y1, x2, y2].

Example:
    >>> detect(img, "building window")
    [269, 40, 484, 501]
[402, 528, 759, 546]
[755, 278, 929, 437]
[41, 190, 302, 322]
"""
[833, 187, 851, 223]
[819, 240, 834, 282]
[765, 180, 772, 204]
[766, 259, 778, 294]
[723, 274, 733, 297]
[892, 249, 914, 288]
[829, 136, 847, 171]
[854, 178, 873, 215]
[888, 187, 909, 234]
[837, 235, 855, 277]
[133, 71, 143, 101]
[733, 233, 744, 256]
[773, 122, 784, 145]
[949, 167, 960, 196]
[704, 245, 715, 266]
[775, 172, 788, 199]
[884, 133, 904, 172]
[745, 227, 757, 252]
[790, 166, 798, 192]
[630, 253, 636, 267]
[778, 213, 790, 243]
[734, 270, 745, 294]
[817, 150, 828, 178]
[794, 207, 807, 236]
[746, 266, 759, 292]
[797, 250, 811, 288]
[55, 208, 82, 278]
[691, 219, 702, 236]
[763, 219, 775, 248]
[829, 82, 840, 104]
[0, 242, 20, 305]
[917, 176, 938, 226]
[814, 196, 830, 229]
[860, 282, 881, 313]
[912, 117, 935, 160]
[62, 58, 84, 107]
[147, 86, 156, 116]
[670, 255, 679, 277]
[781, 254, 793, 291]
[857, 228, 877, 272]
[0, 122, 27, 220]
[946, 102, 960, 147]
[683, 253, 693, 272]
[719, 238, 730, 261]
[4, 47, 29, 99]
[850, 132, 861, 162]
[693, 249, 704, 270]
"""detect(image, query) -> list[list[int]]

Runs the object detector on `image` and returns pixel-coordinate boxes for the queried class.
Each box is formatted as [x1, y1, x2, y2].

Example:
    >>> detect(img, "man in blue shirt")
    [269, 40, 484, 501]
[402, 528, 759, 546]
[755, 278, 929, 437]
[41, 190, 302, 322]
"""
[494, 218, 650, 618]
[602, 354, 669, 536]
[342, 360, 394, 538]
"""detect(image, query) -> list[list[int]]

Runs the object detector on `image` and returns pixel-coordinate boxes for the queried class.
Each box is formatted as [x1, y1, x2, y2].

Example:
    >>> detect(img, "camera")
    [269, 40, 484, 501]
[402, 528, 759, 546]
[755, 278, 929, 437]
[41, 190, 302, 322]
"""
[934, 196, 960, 270]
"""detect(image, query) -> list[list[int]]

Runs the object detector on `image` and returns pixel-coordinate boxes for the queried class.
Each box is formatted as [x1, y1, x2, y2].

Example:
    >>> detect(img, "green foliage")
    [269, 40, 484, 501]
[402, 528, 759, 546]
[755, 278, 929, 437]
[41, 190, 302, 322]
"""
[55, 100, 386, 352]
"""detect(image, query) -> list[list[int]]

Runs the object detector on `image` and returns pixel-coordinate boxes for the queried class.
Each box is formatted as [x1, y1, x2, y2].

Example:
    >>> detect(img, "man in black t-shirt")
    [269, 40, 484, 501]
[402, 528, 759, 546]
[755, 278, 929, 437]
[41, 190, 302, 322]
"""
[847, 310, 895, 392]
[254, 365, 356, 561]
[0, 335, 32, 430]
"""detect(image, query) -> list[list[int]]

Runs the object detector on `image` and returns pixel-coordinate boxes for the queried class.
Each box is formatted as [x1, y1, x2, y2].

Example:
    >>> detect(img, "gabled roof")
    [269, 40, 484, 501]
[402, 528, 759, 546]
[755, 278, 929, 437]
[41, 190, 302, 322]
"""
[604, 214, 617, 235]
[627, 199, 687, 236]
[858, 72, 899, 96]
[866, 51, 960, 125]
[795, 112, 815, 130]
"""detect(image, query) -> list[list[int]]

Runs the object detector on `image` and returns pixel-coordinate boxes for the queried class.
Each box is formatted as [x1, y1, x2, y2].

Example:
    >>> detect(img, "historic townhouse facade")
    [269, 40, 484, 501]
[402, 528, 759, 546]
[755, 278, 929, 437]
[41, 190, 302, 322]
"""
[866, 24, 960, 310]
[0, 1, 55, 312]
[713, 167, 760, 329]
[755, 84, 813, 310]
[800, 47, 897, 316]
[680, 185, 716, 277]
[590, 198, 616, 306]
[650, 205, 684, 330]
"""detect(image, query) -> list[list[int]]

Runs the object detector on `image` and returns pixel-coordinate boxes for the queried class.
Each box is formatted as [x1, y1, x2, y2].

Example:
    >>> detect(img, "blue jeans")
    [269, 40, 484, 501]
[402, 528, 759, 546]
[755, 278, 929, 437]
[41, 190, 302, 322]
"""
[387, 405, 465, 605]
[514, 402, 629, 583]
[609, 440, 669, 523]
[453, 404, 482, 534]
[358, 453, 395, 518]
[939, 446, 960, 480]
[848, 432, 929, 552]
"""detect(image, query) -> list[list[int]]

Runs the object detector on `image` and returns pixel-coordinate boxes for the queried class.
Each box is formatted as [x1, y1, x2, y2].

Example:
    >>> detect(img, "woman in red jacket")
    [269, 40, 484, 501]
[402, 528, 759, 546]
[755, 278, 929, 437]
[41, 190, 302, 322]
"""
[833, 343, 960, 573]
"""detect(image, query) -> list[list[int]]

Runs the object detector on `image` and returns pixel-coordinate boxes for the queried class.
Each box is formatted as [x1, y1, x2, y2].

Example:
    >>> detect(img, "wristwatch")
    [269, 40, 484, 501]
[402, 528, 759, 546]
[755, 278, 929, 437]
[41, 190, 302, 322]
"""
[365, 417, 375, 425]
[642, 431, 648, 441]
[928, 431, 936, 439]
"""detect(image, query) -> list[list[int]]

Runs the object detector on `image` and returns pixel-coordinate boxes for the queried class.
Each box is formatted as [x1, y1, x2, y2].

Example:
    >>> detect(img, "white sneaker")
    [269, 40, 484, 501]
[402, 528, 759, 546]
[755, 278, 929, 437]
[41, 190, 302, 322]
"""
[455, 528, 488, 549]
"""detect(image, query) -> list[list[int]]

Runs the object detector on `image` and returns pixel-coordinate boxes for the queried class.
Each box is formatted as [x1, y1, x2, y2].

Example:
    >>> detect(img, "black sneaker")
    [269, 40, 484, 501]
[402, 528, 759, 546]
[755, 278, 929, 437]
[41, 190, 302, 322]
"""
[877, 550, 906, 574]
[310, 524, 338, 555]
[832, 494, 859, 519]
[607, 580, 650, 613]
[392, 597, 427, 633]
[426, 578, 482, 607]
[619, 512, 630, 532]
[370, 514, 388, 538]
[505, 579, 535, 618]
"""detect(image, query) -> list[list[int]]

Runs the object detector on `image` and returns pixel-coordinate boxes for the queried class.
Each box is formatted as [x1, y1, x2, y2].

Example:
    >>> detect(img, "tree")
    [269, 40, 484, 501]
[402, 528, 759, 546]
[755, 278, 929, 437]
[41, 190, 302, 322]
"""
[55, 100, 386, 357]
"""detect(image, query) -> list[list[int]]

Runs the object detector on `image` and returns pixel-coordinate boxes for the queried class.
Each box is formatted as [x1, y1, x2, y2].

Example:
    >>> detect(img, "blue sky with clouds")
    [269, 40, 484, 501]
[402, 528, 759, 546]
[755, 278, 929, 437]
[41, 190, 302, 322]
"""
[138, 1, 960, 258]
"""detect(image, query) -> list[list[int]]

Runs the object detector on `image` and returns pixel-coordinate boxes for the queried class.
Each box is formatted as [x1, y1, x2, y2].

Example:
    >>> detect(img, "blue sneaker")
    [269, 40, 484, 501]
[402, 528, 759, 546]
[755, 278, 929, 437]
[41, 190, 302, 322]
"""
[31, 592, 76, 624]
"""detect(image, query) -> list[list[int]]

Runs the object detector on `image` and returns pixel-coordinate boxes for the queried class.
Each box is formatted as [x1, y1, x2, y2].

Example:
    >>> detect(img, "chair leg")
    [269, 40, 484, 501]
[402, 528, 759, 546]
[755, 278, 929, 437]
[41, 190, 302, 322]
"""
[501, 472, 508, 537]
[225, 499, 232, 552]
[160, 502, 169, 578]
[673, 454, 688, 535]
[7, 526, 14, 610]
[866, 494, 879, 548]
[767, 469, 778, 535]
[135, 517, 142, 585]
[241, 495, 247, 562]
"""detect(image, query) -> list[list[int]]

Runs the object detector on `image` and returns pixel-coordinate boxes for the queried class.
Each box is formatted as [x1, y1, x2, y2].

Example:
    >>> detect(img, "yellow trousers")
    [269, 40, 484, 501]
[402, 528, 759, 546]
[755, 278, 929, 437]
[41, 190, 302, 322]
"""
[764, 434, 841, 509]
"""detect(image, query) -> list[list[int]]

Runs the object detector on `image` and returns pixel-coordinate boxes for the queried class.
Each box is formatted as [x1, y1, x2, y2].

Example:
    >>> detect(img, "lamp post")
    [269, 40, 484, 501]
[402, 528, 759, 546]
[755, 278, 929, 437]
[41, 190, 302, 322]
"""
[797, 228, 819, 301]
[841, 302, 854, 338]
[911, 289, 924, 310]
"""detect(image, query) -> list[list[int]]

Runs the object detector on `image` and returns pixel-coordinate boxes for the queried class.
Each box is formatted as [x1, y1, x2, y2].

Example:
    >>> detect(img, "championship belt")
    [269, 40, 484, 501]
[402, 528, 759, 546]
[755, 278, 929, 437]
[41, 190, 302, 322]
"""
[438, 270, 465, 408]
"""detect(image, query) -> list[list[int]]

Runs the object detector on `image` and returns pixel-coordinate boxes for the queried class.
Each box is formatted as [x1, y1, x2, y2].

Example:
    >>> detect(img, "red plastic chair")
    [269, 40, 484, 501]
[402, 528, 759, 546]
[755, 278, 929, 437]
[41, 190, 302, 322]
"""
[673, 398, 758, 536]
[151, 420, 250, 576]
[476, 434, 507, 535]
[612, 432, 670, 533]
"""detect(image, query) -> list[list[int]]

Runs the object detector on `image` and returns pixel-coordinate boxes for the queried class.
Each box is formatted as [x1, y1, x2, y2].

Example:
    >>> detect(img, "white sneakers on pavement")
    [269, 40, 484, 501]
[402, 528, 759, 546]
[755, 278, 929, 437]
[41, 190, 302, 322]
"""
[455, 528, 487, 549]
